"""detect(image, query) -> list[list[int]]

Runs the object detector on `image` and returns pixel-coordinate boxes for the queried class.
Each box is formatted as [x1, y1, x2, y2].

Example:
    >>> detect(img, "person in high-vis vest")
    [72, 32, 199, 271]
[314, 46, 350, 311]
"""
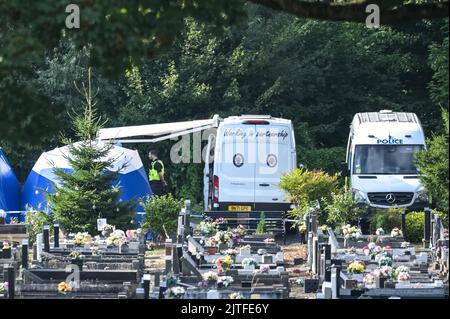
[148, 149, 167, 196]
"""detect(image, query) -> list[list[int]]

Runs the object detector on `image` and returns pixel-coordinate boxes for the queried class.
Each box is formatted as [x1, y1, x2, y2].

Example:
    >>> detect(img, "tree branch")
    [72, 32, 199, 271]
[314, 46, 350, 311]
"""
[248, 0, 449, 25]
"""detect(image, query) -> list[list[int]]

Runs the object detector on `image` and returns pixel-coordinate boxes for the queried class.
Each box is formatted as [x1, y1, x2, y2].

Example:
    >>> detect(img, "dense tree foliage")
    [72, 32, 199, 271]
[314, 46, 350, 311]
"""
[1, 4, 448, 207]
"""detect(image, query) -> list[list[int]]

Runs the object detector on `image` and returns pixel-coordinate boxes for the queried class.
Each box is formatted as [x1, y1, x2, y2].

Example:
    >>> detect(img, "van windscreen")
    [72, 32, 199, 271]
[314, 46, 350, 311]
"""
[353, 145, 423, 175]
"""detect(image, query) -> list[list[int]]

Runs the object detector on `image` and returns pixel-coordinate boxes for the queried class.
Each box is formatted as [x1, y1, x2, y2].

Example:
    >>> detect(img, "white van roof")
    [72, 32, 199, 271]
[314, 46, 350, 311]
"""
[350, 110, 425, 145]
[223, 115, 292, 125]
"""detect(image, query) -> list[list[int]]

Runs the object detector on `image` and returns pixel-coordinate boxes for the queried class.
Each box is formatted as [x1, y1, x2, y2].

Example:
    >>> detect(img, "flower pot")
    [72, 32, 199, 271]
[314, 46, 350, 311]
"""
[207, 247, 217, 255]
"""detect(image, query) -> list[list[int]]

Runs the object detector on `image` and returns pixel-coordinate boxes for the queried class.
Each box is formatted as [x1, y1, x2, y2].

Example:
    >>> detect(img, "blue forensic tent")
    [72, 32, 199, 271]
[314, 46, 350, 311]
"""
[0, 147, 20, 211]
[21, 142, 152, 213]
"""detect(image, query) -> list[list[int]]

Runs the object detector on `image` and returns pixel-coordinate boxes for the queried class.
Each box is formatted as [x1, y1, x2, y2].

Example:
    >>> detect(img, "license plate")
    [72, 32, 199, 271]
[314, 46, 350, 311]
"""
[228, 205, 252, 212]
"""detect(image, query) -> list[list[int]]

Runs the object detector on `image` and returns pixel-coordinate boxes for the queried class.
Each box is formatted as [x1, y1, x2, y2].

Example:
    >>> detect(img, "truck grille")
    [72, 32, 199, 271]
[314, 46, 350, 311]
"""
[367, 192, 414, 206]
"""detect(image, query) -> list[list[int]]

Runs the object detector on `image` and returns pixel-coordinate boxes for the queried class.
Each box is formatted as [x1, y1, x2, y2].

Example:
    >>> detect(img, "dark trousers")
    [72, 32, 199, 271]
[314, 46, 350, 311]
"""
[150, 181, 164, 196]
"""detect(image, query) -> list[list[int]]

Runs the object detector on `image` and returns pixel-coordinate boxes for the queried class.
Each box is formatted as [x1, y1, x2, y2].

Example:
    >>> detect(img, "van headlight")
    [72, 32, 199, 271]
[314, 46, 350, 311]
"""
[352, 189, 367, 203]
[415, 190, 428, 202]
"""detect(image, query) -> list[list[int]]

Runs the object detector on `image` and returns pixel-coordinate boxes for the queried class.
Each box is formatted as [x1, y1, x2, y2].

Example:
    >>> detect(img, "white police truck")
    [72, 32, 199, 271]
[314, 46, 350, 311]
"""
[342, 110, 428, 210]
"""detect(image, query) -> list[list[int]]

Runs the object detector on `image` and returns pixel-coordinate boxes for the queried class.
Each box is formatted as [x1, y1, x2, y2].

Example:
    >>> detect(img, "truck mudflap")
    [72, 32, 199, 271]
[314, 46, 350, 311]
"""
[203, 210, 286, 243]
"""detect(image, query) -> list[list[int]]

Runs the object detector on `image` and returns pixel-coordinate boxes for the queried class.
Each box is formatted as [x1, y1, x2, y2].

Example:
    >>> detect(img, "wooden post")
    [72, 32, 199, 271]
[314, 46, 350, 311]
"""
[4, 266, 15, 299]
[424, 208, 431, 248]
[22, 239, 29, 269]
[53, 222, 60, 248]
[43, 224, 50, 252]
[143, 273, 151, 299]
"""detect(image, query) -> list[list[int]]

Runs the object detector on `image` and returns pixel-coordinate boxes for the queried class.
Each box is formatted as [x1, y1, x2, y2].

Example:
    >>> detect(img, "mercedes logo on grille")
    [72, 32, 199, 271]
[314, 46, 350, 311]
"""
[385, 193, 396, 203]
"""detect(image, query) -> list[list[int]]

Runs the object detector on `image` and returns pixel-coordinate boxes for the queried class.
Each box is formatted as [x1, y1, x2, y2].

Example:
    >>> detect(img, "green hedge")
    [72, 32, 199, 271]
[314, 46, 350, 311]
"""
[405, 212, 424, 243]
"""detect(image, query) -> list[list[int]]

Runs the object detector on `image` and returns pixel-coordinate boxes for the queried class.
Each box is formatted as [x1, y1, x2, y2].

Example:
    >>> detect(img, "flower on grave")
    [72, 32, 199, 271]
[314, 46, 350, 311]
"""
[2, 241, 10, 249]
[242, 257, 258, 268]
[393, 266, 410, 280]
[106, 230, 128, 247]
[69, 251, 85, 260]
[90, 246, 101, 256]
[196, 218, 218, 235]
[383, 245, 392, 252]
[347, 246, 357, 253]
[125, 230, 137, 239]
[347, 260, 365, 274]
[229, 292, 244, 299]
[401, 241, 410, 248]
[202, 271, 218, 282]
[375, 228, 385, 236]
[101, 224, 115, 237]
[165, 273, 179, 287]
[342, 224, 362, 240]
[319, 225, 328, 233]
[214, 230, 233, 246]
[263, 238, 275, 244]
[377, 255, 393, 267]
[390, 228, 403, 237]
[298, 224, 307, 233]
[215, 218, 226, 225]
[368, 242, 376, 250]
[232, 225, 247, 237]
[258, 264, 270, 274]
[9, 217, 19, 224]
[165, 286, 185, 299]
[373, 266, 394, 279]
[224, 248, 238, 256]
[74, 232, 92, 246]
[231, 232, 241, 245]
[215, 255, 233, 273]
[57, 281, 72, 293]
[363, 273, 375, 286]
[217, 276, 234, 287]
[295, 279, 305, 287]
[205, 236, 218, 247]
[397, 272, 410, 282]
[0, 282, 8, 294]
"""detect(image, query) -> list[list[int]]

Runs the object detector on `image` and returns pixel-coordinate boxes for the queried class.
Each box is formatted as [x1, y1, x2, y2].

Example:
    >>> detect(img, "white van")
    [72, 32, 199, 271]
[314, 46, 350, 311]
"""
[98, 114, 297, 213]
[343, 110, 428, 209]
[203, 115, 297, 212]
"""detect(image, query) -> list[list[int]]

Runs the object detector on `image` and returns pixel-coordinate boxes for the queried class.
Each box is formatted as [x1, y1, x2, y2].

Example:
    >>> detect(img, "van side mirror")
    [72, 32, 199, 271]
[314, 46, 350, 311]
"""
[340, 162, 349, 177]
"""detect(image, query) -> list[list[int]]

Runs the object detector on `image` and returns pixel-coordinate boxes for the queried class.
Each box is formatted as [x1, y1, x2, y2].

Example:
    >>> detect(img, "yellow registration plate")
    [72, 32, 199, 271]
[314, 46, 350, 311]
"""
[228, 205, 252, 212]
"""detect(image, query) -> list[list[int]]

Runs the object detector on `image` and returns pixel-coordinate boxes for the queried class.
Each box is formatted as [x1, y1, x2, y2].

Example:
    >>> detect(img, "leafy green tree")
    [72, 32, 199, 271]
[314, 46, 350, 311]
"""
[416, 110, 449, 212]
[324, 190, 365, 227]
[46, 70, 136, 234]
[140, 194, 184, 241]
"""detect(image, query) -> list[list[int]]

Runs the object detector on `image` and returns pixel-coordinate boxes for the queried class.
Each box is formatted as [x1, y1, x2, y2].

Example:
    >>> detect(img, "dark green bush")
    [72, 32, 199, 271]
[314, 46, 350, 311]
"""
[140, 193, 184, 241]
[405, 211, 425, 243]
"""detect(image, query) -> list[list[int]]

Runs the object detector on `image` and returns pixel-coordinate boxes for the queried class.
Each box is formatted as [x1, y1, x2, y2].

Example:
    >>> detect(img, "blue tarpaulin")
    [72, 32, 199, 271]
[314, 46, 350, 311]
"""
[0, 147, 20, 211]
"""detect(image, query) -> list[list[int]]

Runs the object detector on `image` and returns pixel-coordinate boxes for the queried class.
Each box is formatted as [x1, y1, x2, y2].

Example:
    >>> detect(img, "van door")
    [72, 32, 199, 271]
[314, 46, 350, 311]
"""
[218, 124, 256, 210]
[254, 125, 292, 207]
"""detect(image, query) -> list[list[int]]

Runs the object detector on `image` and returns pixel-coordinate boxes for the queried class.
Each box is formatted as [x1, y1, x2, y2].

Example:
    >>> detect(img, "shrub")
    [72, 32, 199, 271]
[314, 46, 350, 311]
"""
[369, 208, 403, 234]
[435, 210, 449, 228]
[415, 110, 449, 213]
[324, 190, 365, 227]
[405, 211, 424, 243]
[279, 168, 338, 223]
[297, 147, 346, 175]
[140, 194, 184, 241]
[26, 210, 55, 246]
